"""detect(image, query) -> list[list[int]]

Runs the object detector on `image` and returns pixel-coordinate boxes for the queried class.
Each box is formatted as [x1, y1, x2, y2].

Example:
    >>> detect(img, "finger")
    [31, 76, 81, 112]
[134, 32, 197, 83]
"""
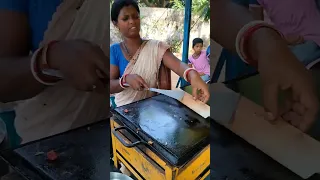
[292, 102, 306, 116]
[137, 77, 149, 89]
[83, 68, 100, 91]
[202, 88, 210, 103]
[192, 87, 198, 100]
[91, 47, 109, 76]
[96, 69, 107, 79]
[93, 81, 107, 94]
[197, 91, 204, 102]
[299, 92, 319, 132]
[279, 98, 293, 115]
[282, 111, 303, 127]
[132, 83, 141, 91]
[263, 83, 279, 121]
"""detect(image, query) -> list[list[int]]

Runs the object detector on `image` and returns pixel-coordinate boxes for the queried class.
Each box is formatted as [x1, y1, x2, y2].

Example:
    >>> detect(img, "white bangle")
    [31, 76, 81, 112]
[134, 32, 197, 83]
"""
[235, 20, 282, 64]
[30, 48, 57, 86]
[235, 20, 264, 64]
[119, 76, 128, 89]
[183, 68, 196, 82]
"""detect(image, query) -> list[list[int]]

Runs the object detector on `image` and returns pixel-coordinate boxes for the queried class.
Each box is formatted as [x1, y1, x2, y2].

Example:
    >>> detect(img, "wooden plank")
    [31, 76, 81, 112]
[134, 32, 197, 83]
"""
[178, 89, 210, 118]
[223, 95, 320, 179]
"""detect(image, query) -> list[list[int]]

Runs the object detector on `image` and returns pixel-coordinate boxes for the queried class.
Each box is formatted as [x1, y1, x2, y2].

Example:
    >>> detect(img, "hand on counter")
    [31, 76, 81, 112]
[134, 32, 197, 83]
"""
[249, 28, 319, 132]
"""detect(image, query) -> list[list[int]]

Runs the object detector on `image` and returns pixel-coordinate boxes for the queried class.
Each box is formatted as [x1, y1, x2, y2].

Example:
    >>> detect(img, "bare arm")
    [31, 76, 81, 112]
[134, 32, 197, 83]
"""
[162, 50, 198, 80]
[110, 65, 124, 94]
[249, 4, 264, 20]
[0, 10, 46, 103]
[212, 0, 257, 54]
[212, 0, 284, 62]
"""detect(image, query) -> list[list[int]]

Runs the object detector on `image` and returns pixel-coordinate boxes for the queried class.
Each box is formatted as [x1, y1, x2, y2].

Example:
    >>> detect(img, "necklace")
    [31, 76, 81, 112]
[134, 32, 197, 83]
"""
[192, 53, 200, 59]
[123, 39, 143, 59]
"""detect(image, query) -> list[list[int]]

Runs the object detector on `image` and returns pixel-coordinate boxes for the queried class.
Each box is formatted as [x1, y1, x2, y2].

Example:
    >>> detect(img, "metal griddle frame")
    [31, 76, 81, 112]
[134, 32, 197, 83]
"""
[110, 96, 210, 167]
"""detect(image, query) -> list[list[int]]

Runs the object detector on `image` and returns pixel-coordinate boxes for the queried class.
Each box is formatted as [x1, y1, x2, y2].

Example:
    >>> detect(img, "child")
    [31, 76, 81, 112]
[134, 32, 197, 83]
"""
[188, 38, 211, 82]
[249, 0, 320, 68]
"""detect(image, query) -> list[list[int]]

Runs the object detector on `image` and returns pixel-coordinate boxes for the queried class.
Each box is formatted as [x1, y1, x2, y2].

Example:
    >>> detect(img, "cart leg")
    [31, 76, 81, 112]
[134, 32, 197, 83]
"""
[110, 119, 119, 169]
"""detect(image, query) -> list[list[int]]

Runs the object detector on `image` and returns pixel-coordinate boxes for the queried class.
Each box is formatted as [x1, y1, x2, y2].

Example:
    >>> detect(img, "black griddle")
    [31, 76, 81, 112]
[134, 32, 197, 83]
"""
[0, 120, 110, 180]
[111, 94, 210, 166]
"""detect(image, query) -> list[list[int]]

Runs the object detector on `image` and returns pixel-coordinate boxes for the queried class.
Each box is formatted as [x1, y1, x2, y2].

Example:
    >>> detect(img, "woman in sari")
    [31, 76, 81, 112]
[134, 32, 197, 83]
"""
[0, 0, 110, 178]
[110, 0, 210, 107]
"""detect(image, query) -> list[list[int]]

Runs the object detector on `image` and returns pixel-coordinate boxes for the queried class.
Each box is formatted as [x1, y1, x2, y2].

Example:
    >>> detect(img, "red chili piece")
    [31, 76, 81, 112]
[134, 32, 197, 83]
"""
[47, 150, 58, 161]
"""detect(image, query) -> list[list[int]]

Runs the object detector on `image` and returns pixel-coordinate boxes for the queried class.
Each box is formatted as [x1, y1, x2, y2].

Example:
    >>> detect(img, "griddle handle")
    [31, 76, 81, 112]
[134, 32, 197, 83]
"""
[112, 126, 144, 148]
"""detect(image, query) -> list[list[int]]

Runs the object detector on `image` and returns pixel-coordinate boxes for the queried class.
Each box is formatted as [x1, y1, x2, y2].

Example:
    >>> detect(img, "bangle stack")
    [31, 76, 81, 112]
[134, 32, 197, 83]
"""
[119, 74, 129, 89]
[30, 40, 62, 86]
[235, 20, 283, 67]
[183, 68, 196, 83]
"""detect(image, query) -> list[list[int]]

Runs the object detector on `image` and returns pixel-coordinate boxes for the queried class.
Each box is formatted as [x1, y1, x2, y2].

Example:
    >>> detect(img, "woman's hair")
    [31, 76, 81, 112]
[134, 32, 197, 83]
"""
[111, 0, 140, 22]
[192, 38, 203, 47]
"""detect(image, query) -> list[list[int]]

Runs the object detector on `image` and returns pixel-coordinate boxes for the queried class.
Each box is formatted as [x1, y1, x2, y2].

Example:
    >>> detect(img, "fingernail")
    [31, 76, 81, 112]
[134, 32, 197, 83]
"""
[193, 97, 196, 100]
[266, 112, 275, 121]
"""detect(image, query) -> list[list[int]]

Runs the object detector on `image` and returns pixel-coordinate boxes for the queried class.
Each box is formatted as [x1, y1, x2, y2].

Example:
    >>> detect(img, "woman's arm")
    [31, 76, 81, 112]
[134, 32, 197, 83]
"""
[0, 10, 47, 103]
[110, 65, 124, 94]
[162, 50, 199, 81]
[212, 0, 319, 132]
[249, 4, 264, 20]
[212, 0, 256, 53]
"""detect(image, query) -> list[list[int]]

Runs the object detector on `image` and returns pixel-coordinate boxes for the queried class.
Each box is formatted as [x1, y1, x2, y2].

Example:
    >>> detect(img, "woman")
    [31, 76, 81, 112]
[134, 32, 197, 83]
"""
[0, 0, 110, 146]
[212, 0, 319, 133]
[110, 0, 210, 107]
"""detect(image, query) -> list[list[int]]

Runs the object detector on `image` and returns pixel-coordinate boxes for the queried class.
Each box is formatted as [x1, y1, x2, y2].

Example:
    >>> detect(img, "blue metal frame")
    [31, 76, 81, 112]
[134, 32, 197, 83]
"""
[176, 0, 192, 88]
[211, 48, 258, 83]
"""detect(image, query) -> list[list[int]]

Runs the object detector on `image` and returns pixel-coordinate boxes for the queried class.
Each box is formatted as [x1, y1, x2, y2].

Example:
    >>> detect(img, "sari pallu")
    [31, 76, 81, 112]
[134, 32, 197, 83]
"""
[115, 40, 171, 107]
[14, 0, 110, 144]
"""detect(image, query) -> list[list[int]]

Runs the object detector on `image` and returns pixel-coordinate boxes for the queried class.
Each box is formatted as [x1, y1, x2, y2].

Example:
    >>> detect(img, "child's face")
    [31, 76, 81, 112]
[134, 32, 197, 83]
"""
[193, 43, 203, 54]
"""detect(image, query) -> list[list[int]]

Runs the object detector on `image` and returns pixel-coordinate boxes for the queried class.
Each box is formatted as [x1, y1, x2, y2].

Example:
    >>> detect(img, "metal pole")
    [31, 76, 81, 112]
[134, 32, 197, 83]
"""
[177, 0, 192, 88]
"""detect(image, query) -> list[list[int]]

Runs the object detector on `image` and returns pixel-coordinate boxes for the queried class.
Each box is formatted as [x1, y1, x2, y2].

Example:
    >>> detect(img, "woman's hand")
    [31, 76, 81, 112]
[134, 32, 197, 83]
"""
[198, 72, 205, 76]
[125, 74, 149, 91]
[249, 28, 319, 132]
[48, 40, 108, 93]
[285, 34, 304, 45]
[188, 71, 210, 103]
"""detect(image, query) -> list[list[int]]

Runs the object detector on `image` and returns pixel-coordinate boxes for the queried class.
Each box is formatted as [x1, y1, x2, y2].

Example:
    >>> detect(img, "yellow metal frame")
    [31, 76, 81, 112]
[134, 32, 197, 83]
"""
[111, 118, 210, 180]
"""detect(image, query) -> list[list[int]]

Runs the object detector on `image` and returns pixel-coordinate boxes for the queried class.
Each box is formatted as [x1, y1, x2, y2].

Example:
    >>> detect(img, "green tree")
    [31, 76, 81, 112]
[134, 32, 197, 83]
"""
[172, 0, 210, 21]
[138, 0, 170, 7]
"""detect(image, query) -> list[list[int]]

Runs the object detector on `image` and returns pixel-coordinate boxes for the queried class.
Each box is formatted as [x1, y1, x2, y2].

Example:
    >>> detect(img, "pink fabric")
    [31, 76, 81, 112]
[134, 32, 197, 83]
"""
[258, 0, 320, 47]
[188, 50, 210, 76]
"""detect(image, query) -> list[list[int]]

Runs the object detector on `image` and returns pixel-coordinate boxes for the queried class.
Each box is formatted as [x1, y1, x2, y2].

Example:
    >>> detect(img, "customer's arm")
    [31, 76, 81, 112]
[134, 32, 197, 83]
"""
[211, 0, 319, 132]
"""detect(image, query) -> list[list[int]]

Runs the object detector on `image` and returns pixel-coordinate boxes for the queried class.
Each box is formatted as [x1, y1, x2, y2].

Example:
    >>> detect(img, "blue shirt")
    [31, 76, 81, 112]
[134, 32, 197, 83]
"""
[0, 0, 63, 52]
[110, 43, 129, 77]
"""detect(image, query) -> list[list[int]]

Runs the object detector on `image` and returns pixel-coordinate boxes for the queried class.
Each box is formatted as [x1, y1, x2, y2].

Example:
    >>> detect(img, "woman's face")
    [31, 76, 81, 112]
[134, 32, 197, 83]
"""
[115, 5, 141, 38]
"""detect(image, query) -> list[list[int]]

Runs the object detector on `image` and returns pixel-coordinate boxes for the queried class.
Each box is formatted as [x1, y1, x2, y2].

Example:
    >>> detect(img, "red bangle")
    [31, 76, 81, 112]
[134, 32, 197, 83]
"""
[32, 48, 61, 84]
[120, 74, 129, 87]
[123, 74, 128, 83]
[241, 25, 283, 68]
[241, 24, 265, 67]
[185, 69, 194, 83]
[40, 40, 60, 69]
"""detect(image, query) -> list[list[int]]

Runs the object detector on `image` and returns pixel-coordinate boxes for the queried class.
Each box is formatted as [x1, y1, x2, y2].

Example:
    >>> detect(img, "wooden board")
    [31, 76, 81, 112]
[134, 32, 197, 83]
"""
[222, 95, 320, 179]
[178, 89, 210, 118]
